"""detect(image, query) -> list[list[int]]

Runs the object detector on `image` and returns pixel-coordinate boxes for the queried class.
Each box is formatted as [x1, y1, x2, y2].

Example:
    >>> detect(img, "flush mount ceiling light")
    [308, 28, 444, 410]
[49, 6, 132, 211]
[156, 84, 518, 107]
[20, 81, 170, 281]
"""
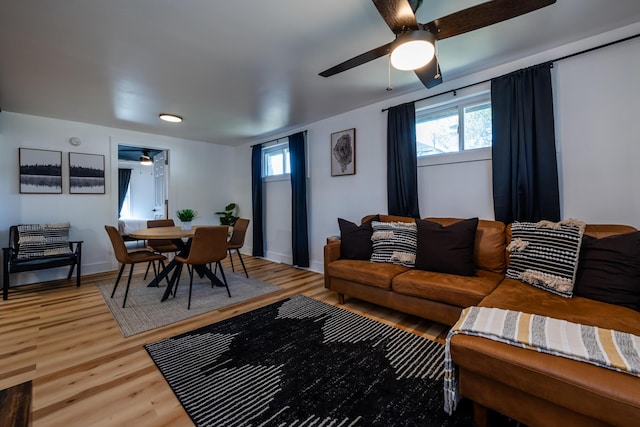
[390, 30, 435, 71]
[159, 113, 183, 123]
[139, 150, 153, 166]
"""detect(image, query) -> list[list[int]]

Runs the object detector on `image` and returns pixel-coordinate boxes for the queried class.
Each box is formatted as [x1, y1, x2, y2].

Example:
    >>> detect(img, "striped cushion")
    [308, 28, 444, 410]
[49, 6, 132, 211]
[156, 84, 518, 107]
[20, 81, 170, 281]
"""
[506, 219, 585, 297]
[17, 222, 72, 259]
[370, 221, 417, 267]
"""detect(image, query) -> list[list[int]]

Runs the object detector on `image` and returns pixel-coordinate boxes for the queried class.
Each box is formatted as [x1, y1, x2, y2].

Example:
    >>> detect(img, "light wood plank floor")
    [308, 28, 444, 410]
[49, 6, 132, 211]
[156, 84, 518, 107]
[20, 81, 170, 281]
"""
[0, 256, 449, 426]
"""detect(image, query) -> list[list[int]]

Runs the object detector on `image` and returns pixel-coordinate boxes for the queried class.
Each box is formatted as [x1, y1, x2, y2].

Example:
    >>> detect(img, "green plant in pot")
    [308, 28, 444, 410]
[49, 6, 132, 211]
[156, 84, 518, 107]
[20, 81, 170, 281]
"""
[215, 203, 239, 227]
[176, 208, 198, 230]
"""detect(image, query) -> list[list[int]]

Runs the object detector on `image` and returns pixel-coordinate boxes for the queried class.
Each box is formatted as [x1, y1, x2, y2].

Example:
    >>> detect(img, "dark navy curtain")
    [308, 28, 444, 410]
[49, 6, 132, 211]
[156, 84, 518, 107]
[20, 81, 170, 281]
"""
[387, 102, 420, 218]
[491, 62, 560, 223]
[117, 168, 132, 218]
[289, 132, 309, 267]
[251, 144, 264, 257]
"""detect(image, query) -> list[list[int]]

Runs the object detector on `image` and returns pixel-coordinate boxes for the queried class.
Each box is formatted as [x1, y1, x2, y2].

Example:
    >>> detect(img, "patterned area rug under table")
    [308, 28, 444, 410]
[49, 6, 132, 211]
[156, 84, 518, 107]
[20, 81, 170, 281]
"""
[145, 295, 476, 426]
[97, 269, 281, 337]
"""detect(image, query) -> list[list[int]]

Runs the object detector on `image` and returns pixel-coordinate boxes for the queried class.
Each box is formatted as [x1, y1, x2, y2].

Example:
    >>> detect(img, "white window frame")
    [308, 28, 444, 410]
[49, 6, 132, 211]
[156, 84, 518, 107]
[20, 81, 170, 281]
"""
[262, 138, 290, 182]
[416, 91, 492, 167]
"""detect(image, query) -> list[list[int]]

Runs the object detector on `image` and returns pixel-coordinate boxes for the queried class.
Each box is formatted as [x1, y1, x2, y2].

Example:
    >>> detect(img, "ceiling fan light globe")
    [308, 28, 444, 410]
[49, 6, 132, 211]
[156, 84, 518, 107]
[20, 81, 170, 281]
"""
[391, 40, 434, 70]
[140, 150, 153, 165]
[390, 30, 435, 71]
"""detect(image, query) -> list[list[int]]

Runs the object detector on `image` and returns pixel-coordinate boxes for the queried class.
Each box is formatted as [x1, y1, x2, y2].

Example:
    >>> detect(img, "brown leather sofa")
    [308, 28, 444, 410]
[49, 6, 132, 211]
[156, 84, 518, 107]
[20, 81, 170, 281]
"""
[324, 217, 640, 426]
[324, 215, 508, 326]
[450, 224, 640, 427]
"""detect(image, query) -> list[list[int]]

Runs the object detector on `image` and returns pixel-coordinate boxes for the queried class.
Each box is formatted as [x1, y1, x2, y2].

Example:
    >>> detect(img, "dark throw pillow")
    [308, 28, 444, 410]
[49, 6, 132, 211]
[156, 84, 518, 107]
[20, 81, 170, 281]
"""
[574, 232, 640, 311]
[338, 215, 380, 260]
[415, 218, 479, 276]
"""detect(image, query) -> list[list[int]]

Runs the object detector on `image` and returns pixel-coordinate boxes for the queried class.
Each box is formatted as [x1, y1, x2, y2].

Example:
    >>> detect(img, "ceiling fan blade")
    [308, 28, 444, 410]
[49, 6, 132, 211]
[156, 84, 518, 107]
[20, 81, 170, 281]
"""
[372, 0, 419, 34]
[414, 57, 442, 89]
[424, 0, 556, 41]
[319, 42, 393, 77]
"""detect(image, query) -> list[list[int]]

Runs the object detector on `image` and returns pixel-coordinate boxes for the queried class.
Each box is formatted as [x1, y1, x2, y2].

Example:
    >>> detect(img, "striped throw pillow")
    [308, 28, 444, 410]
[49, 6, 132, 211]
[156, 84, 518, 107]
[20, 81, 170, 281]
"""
[506, 219, 586, 297]
[370, 221, 417, 267]
[17, 222, 73, 259]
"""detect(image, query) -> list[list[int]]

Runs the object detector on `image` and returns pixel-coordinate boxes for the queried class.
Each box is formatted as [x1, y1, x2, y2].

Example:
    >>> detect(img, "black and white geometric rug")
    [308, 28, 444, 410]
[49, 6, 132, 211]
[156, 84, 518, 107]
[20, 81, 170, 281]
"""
[145, 295, 475, 426]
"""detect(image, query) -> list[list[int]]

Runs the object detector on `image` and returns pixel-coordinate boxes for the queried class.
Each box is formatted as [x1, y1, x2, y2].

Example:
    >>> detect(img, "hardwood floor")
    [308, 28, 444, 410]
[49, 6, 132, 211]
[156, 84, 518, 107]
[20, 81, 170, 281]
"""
[0, 256, 449, 426]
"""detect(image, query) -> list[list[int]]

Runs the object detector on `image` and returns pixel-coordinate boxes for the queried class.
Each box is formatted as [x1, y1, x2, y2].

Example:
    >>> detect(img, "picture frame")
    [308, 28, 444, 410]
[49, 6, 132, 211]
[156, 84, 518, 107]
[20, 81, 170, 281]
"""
[69, 152, 106, 194]
[19, 148, 63, 194]
[331, 128, 356, 176]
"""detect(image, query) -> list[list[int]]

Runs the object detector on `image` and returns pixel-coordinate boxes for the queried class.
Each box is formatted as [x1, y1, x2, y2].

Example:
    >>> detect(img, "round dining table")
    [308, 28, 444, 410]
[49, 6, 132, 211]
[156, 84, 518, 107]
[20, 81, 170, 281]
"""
[130, 225, 225, 301]
[130, 225, 195, 241]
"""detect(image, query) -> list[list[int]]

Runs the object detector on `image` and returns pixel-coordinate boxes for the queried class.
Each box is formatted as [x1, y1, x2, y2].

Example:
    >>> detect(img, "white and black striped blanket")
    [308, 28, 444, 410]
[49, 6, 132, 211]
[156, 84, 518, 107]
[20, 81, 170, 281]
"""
[444, 306, 640, 415]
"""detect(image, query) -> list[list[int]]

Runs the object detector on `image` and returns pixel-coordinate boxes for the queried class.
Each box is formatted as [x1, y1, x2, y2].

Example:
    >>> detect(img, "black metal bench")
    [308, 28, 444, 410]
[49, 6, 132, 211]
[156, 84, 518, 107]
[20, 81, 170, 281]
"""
[2, 225, 82, 300]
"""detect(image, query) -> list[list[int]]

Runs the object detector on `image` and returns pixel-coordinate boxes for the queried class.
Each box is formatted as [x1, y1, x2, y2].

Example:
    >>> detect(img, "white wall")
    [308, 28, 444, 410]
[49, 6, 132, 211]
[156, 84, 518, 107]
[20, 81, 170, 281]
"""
[1, 112, 235, 286]
[235, 23, 640, 273]
[555, 38, 640, 224]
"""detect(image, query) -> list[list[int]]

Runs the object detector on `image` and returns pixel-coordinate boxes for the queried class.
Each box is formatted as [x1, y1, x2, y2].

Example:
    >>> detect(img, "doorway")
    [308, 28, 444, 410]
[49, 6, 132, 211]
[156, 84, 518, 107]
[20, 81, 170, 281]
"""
[117, 145, 169, 221]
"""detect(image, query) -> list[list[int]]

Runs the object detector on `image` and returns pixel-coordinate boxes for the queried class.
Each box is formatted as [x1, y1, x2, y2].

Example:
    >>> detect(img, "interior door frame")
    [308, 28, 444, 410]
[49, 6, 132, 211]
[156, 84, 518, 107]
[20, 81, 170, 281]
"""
[110, 137, 170, 239]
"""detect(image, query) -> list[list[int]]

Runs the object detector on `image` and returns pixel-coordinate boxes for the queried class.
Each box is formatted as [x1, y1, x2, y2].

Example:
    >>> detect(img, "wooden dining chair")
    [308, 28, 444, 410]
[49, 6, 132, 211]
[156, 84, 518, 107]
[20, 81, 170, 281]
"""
[144, 219, 179, 280]
[104, 225, 167, 308]
[227, 218, 250, 277]
[173, 226, 230, 309]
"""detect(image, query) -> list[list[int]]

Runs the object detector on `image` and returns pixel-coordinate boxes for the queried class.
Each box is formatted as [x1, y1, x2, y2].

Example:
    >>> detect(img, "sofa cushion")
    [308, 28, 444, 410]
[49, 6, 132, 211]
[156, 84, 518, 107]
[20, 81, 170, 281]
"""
[16, 222, 72, 260]
[506, 220, 585, 298]
[370, 221, 417, 267]
[392, 269, 503, 308]
[415, 218, 478, 276]
[574, 232, 640, 311]
[480, 278, 640, 335]
[337, 215, 380, 260]
[326, 259, 409, 290]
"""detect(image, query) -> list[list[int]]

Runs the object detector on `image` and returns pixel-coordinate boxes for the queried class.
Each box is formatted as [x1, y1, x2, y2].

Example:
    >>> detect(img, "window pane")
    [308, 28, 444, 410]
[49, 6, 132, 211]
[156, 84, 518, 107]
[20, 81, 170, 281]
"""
[463, 102, 492, 150]
[266, 152, 284, 176]
[120, 186, 132, 218]
[284, 150, 290, 174]
[416, 108, 459, 156]
[262, 141, 291, 177]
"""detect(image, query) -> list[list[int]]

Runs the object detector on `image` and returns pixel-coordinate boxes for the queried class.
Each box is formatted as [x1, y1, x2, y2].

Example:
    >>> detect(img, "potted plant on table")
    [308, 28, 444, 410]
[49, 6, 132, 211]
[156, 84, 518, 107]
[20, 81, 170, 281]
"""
[176, 208, 198, 230]
[215, 203, 239, 227]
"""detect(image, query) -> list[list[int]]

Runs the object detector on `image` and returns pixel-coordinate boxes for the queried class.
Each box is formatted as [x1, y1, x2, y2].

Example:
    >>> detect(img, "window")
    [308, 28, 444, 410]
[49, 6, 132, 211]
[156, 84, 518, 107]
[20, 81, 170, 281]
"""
[120, 184, 132, 218]
[262, 139, 290, 177]
[416, 95, 492, 157]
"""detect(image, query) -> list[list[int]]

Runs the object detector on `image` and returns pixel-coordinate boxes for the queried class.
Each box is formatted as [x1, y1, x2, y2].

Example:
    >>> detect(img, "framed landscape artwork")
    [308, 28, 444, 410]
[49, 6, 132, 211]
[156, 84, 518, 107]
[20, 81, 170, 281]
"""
[331, 128, 356, 176]
[19, 148, 63, 194]
[69, 152, 106, 194]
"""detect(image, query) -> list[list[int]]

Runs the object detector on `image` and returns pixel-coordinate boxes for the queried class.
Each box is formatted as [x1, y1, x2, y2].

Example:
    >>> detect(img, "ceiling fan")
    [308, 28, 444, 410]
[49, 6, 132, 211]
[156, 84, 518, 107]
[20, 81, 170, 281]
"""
[118, 145, 159, 164]
[319, 0, 556, 89]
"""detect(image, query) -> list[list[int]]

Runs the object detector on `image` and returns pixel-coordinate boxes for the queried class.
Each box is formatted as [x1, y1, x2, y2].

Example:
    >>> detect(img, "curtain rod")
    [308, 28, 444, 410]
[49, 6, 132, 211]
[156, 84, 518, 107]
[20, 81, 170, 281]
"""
[250, 130, 307, 147]
[381, 32, 640, 113]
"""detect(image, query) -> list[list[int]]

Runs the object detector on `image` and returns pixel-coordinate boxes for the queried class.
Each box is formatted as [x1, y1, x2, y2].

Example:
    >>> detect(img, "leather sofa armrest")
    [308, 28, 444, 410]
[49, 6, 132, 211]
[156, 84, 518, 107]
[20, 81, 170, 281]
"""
[324, 240, 341, 263]
[324, 240, 341, 289]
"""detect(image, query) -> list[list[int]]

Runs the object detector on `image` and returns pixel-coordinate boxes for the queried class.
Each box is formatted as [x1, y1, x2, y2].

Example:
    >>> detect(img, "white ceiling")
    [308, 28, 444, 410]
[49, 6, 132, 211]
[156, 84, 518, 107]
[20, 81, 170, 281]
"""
[2, 0, 640, 145]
